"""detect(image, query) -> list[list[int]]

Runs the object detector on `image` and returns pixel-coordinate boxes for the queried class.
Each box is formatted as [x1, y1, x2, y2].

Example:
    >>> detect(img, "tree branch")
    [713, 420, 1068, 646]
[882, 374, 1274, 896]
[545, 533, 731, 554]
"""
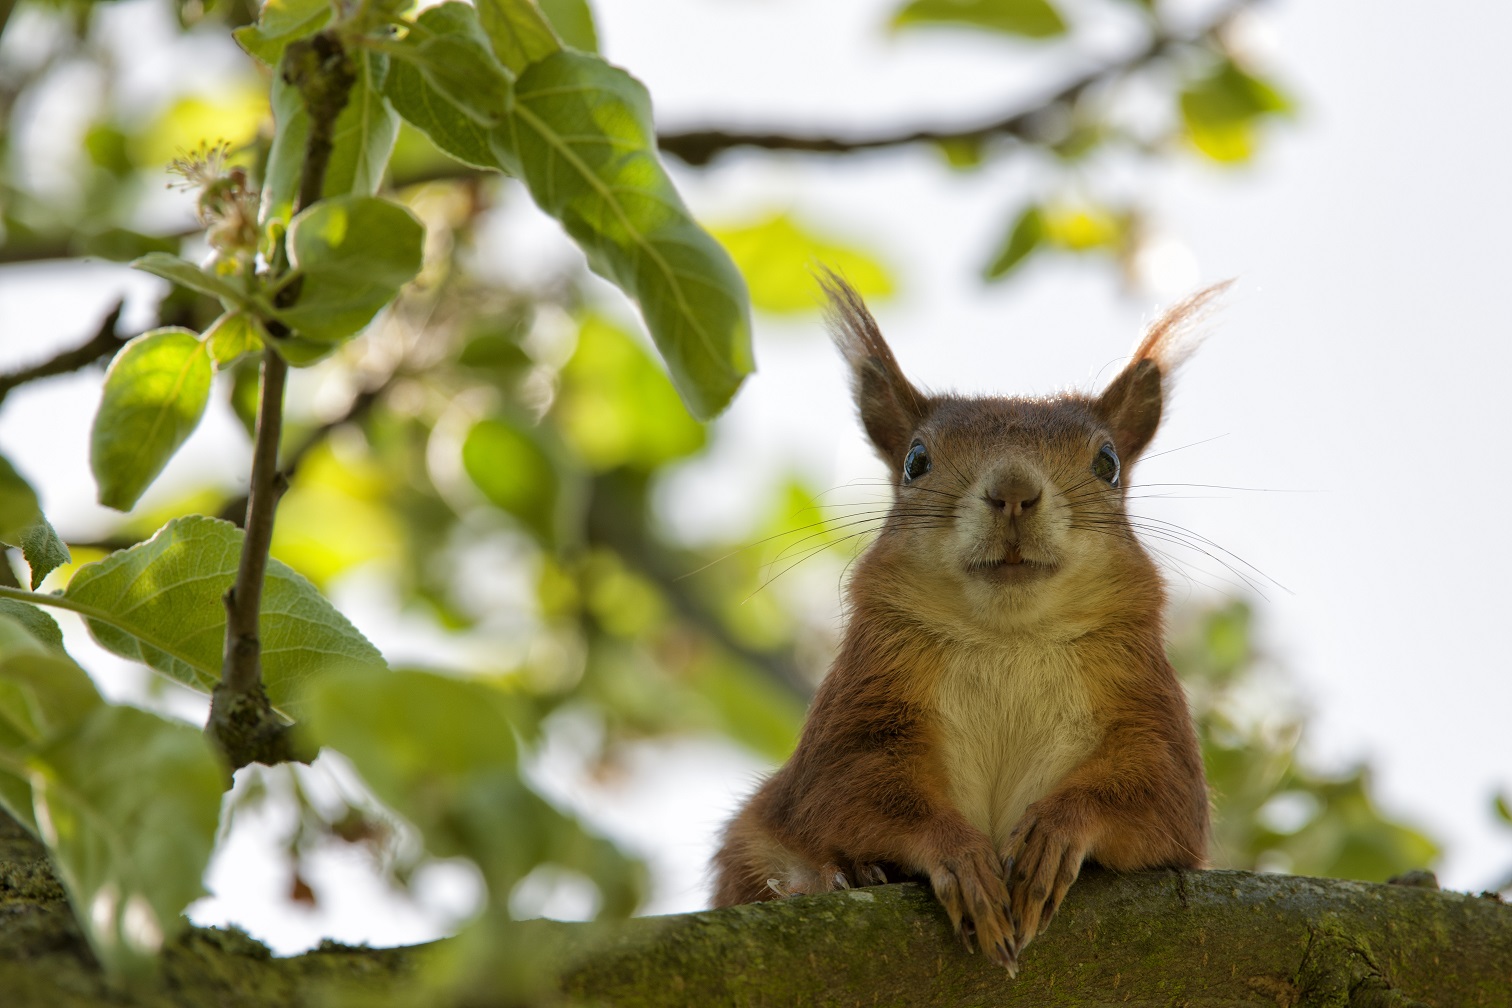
[0, 301, 126, 407]
[656, 1, 1254, 166]
[2, 811, 1507, 1008]
[207, 30, 356, 770]
[585, 472, 815, 700]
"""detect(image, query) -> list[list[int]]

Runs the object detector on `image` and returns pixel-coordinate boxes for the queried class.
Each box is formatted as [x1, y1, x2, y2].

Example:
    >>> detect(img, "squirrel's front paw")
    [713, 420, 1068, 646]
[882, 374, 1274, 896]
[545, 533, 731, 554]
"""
[927, 846, 1018, 974]
[1002, 804, 1089, 955]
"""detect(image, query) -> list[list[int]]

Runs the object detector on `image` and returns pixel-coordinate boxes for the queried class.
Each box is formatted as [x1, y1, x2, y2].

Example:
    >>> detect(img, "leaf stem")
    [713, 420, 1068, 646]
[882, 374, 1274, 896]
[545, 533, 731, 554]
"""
[0, 583, 118, 622]
[207, 29, 356, 770]
[0, 583, 244, 697]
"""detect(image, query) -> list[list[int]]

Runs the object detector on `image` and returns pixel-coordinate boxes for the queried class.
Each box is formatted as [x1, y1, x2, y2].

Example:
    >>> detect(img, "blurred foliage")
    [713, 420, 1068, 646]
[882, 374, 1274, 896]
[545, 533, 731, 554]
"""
[712, 213, 895, 314]
[1174, 602, 1439, 882]
[0, 0, 1468, 1001]
[891, 0, 1066, 39]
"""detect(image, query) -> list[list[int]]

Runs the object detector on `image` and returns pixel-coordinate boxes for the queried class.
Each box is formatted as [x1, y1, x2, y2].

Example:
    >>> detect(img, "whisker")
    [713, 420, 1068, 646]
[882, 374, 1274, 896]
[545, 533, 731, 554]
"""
[1068, 522, 1271, 599]
[744, 521, 955, 601]
[768, 511, 958, 564]
[1135, 433, 1230, 463]
[1070, 517, 1278, 597]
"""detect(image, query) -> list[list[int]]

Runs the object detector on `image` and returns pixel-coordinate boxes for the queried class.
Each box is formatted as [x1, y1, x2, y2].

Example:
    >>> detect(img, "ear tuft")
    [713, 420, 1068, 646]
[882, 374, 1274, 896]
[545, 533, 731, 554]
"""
[1129, 279, 1232, 372]
[817, 268, 927, 472]
[1098, 280, 1232, 461]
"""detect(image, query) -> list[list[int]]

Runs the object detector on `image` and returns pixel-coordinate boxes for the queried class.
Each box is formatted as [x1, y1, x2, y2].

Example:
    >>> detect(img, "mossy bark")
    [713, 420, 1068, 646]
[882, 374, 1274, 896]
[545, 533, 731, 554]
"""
[2, 812, 1508, 1006]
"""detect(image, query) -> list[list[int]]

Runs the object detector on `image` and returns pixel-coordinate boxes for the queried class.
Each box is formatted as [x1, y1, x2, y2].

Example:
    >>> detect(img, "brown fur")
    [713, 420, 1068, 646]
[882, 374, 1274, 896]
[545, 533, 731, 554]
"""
[712, 277, 1222, 974]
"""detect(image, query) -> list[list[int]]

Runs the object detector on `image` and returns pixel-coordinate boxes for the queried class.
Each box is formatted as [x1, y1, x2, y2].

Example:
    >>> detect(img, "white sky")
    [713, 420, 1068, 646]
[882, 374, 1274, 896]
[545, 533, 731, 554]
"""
[0, 0, 1508, 953]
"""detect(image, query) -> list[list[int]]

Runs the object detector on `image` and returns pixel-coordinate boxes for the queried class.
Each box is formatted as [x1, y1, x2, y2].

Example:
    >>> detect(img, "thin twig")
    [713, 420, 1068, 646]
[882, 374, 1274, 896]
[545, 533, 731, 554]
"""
[0, 301, 126, 407]
[220, 350, 288, 694]
[208, 29, 356, 769]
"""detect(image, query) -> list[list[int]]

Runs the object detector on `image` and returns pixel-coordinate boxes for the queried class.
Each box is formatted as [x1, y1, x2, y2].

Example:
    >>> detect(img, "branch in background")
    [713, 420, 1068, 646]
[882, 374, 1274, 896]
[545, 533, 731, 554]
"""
[207, 31, 357, 770]
[0, 300, 126, 407]
[656, 0, 1252, 166]
[585, 473, 815, 700]
[625, 539, 813, 700]
[0, 2, 1256, 274]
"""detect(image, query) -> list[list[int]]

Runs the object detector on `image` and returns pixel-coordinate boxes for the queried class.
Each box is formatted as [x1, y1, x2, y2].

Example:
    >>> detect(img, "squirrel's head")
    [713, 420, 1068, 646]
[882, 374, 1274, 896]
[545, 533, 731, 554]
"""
[823, 273, 1229, 636]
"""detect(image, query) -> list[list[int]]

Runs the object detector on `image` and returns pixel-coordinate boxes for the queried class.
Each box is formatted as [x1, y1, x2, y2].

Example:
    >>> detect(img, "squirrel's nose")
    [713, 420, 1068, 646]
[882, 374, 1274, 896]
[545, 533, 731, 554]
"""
[986, 478, 1041, 517]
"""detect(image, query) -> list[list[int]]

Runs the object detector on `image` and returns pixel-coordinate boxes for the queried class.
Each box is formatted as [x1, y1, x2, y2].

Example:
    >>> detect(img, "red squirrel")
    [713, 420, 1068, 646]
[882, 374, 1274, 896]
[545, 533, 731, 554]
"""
[711, 275, 1217, 974]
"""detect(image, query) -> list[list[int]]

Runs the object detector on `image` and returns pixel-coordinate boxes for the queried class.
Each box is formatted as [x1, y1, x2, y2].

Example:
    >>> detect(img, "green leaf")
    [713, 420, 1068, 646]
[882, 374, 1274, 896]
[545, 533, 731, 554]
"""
[934, 135, 985, 170]
[302, 668, 642, 912]
[0, 625, 194, 953]
[14, 517, 70, 589]
[204, 311, 267, 366]
[30, 705, 224, 975]
[0, 600, 65, 653]
[63, 515, 386, 715]
[0, 615, 94, 725]
[308, 669, 520, 779]
[712, 212, 894, 314]
[553, 316, 704, 471]
[228, 357, 261, 436]
[274, 195, 425, 348]
[984, 204, 1044, 280]
[462, 416, 561, 543]
[476, 0, 561, 73]
[387, 4, 513, 127]
[504, 51, 753, 419]
[1040, 203, 1126, 251]
[986, 201, 1126, 279]
[234, 0, 332, 66]
[89, 329, 213, 512]
[301, 669, 519, 878]
[1180, 59, 1293, 164]
[385, 5, 513, 170]
[261, 51, 399, 225]
[538, 0, 597, 52]
[387, 61, 506, 171]
[0, 455, 41, 545]
[891, 0, 1066, 38]
[131, 252, 249, 307]
[1494, 791, 1512, 827]
[0, 616, 102, 834]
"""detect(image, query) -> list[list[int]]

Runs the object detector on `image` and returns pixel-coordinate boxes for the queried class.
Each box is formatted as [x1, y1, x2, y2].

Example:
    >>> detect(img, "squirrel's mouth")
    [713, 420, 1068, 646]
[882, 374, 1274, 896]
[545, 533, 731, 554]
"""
[965, 545, 1056, 583]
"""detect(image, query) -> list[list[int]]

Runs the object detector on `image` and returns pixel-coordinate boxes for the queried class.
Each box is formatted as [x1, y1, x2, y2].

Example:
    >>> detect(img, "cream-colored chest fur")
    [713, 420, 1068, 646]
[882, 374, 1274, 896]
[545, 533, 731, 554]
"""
[932, 640, 1101, 847]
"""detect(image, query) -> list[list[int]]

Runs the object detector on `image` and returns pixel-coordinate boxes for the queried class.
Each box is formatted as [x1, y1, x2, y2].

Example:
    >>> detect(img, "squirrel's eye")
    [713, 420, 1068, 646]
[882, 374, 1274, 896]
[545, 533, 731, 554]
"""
[1092, 443, 1120, 487]
[903, 442, 931, 482]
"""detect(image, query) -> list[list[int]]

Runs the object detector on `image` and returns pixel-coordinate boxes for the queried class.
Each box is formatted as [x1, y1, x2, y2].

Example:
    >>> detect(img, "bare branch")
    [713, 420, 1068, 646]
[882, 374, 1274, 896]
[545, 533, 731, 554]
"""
[656, 2, 1253, 166]
[0, 301, 126, 407]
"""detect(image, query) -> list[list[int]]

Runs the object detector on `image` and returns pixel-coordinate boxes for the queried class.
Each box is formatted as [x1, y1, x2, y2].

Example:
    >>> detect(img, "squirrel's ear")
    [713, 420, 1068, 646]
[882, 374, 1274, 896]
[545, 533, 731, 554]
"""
[820, 271, 928, 472]
[1097, 281, 1230, 461]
